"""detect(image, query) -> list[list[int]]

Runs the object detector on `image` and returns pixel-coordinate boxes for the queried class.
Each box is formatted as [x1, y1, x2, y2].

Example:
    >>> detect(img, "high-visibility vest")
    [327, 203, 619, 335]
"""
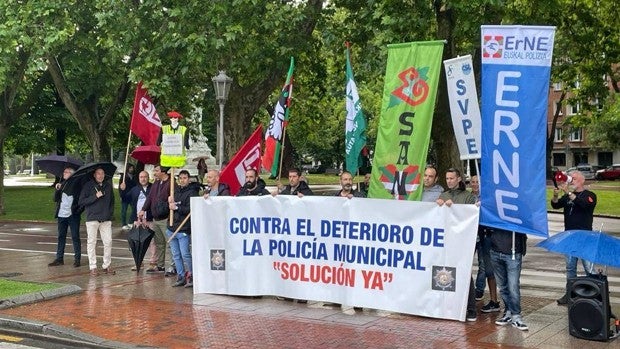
[160, 125, 187, 167]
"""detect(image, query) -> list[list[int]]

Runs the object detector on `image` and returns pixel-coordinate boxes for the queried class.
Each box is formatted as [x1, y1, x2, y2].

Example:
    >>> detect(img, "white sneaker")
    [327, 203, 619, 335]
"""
[495, 312, 512, 326]
[511, 315, 528, 331]
[122, 224, 131, 230]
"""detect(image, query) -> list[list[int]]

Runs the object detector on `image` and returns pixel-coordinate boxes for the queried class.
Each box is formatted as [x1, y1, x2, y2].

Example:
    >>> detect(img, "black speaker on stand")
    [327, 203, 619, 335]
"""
[567, 275, 612, 341]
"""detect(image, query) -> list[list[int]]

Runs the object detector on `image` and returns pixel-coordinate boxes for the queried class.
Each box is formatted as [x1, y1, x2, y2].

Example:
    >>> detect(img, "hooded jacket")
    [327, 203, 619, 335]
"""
[237, 178, 270, 196]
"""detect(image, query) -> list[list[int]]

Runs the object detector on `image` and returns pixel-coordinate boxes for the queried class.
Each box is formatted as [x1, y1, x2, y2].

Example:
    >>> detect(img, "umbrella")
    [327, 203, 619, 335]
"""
[35, 154, 83, 177]
[131, 145, 161, 165]
[536, 230, 620, 268]
[127, 224, 155, 272]
[64, 161, 117, 193]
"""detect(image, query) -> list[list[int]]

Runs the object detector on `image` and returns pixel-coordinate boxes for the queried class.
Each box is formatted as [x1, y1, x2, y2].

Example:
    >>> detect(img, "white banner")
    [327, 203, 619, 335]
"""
[191, 196, 479, 321]
[443, 55, 481, 160]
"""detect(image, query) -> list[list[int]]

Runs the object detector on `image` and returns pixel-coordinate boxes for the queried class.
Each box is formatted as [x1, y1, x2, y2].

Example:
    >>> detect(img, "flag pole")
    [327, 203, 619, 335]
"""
[121, 130, 132, 186]
[276, 128, 287, 181]
[167, 212, 191, 243]
[169, 167, 175, 226]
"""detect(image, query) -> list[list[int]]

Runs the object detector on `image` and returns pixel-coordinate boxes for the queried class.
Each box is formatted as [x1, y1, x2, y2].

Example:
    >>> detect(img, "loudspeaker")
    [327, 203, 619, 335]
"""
[568, 275, 611, 341]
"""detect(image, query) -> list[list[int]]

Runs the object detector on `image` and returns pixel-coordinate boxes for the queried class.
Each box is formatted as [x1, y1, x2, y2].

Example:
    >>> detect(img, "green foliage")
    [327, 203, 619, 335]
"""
[587, 97, 620, 150]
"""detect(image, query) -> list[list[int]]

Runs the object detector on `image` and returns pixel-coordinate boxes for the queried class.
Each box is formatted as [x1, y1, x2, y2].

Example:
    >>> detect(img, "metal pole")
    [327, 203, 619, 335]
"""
[218, 102, 225, 167]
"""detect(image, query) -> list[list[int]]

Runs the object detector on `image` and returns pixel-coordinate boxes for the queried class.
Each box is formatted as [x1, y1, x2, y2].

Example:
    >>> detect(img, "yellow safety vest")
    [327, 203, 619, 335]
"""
[160, 125, 187, 167]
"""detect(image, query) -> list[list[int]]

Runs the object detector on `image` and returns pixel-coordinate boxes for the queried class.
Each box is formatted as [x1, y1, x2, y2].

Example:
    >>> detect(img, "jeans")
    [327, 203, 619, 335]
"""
[490, 249, 522, 316]
[566, 256, 594, 279]
[475, 240, 485, 292]
[120, 201, 132, 226]
[166, 229, 192, 278]
[56, 214, 81, 261]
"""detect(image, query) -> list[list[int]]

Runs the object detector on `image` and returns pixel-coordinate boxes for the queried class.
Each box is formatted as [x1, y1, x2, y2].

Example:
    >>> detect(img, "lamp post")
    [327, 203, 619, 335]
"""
[212, 71, 233, 168]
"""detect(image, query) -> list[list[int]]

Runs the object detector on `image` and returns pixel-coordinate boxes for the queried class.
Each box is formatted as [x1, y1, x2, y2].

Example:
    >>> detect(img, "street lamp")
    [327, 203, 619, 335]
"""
[212, 70, 233, 167]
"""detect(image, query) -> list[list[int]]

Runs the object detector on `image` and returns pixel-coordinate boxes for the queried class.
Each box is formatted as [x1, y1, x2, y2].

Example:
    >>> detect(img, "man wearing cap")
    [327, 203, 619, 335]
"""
[158, 111, 190, 168]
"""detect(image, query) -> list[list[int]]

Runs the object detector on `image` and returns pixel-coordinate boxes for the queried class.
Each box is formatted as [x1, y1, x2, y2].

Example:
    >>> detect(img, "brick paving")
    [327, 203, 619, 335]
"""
[1, 220, 619, 348]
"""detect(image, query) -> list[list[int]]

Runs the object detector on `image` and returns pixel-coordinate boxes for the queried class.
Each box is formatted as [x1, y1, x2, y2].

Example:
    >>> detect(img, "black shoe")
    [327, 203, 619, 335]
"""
[172, 278, 186, 287]
[73, 260, 81, 267]
[475, 289, 484, 301]
[164, 267, 177, 277]
[556, 294, 569, 305]
[466, 310, 477, 322]
[146, 266, 165, 273]
[48, 260, 64, 266]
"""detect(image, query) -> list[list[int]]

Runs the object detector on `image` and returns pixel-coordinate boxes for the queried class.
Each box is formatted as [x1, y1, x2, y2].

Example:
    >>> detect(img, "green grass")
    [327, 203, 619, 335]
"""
[546, 186, 619, 216]
[0, 279, 60, 299]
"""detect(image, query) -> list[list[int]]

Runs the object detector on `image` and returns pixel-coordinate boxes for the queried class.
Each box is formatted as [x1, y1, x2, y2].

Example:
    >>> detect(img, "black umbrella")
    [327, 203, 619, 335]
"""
[35, 154, 83, 177]
[64, 161, 117, 194]
[127, 224, 155, 272]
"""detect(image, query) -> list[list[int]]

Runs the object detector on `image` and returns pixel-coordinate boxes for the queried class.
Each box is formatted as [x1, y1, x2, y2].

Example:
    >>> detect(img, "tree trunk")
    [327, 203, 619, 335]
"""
[46, 55, 129, 162]
[222, 0, 323, 163]
[432, 2, 461, 183]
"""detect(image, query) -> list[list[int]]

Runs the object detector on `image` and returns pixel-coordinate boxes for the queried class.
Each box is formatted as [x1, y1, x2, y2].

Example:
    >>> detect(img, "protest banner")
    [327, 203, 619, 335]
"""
[191, 196, 479, 321]
[480, 25, 555, 237]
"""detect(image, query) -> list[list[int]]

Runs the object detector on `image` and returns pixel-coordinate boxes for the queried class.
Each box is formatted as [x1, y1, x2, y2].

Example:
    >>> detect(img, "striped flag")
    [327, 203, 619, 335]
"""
[262, 57, 294, 178]
[344, 44, 367, 175]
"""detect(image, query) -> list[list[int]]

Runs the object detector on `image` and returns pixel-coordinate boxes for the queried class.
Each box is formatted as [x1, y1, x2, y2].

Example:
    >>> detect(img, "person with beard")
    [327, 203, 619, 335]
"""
[274, 168, 313, 197]
[237, 168, 270, 196]
[79, 167, 115, 276]
[48, 167, 82, 267]
[335, 171, 365, 198]
[167, 170, 201, 287]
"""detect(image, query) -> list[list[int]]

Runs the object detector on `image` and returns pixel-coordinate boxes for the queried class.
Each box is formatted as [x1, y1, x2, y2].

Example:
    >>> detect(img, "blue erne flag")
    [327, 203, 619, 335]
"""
[479, 25, 556, 238]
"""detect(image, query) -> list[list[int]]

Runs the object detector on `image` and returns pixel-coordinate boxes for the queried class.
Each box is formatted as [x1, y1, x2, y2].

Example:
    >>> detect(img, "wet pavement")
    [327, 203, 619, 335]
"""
[0, 217, 619, 348]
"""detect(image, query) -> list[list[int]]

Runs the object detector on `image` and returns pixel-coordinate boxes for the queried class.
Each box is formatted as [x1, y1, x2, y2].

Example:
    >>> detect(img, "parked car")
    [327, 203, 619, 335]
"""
[564, 164, 596, 180]
[595, 164, 620, 180]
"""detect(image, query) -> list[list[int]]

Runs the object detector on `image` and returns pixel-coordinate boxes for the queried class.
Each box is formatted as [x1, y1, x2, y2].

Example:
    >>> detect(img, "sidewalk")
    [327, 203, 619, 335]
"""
[0, 220, 618, 348]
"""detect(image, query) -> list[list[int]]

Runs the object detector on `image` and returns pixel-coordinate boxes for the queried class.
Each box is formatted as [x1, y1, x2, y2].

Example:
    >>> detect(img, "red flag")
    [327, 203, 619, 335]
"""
[131, 82, 162, 145]
[263, 57, 294, 178]
[220, 125, 263, 196]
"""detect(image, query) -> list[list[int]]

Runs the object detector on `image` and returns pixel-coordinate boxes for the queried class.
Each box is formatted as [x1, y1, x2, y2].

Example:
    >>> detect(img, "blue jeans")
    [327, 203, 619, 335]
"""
[56, 214, 81, 261]
[490, 249, 522, 316]
[475, 236, 495, 292]
[475, 239, 486, 293]
[120, 201, 132, 226]
[566, 256, 594, 279]
[166, 229, 192, 278]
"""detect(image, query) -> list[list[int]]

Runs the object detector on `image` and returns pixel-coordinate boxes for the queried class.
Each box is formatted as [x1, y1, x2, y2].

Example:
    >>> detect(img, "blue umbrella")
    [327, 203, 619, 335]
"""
[536, 230, 620, 268]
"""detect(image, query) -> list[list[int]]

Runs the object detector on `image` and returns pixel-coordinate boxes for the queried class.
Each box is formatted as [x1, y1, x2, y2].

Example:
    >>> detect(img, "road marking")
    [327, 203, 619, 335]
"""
[0, 334, 21, 342]
[0, 248, 134, 261]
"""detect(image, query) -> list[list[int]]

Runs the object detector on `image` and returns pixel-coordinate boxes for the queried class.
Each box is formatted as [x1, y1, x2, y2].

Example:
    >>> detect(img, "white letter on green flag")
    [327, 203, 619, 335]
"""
[345, 47, 367, 175]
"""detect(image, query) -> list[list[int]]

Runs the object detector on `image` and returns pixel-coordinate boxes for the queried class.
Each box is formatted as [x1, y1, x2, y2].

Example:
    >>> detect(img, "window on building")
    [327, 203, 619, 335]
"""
[554, 101, 563, 116]
[573, 152, 588, 165]
[553, 153, 566, 167]
[568, 102, 580, 115]
[568, 128, 582, 142]
[554, 128, 563, 142]
[598, 152, 612, 167]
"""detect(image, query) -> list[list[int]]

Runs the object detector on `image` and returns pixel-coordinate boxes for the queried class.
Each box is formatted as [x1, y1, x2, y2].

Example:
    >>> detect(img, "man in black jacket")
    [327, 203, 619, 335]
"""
[237, 168, 269, 196]
[166, 170, 201, 287]
[49, 167, 82, 267]
[275, 168, 313, 197]
[551, 170, 597, 305]
[79, 167, 115, 276]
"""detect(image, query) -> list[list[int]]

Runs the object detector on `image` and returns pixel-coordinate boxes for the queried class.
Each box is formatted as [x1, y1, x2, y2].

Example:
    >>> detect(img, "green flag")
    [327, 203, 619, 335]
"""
[345, 46, 367, 175]
[368, 41, 444, 200]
